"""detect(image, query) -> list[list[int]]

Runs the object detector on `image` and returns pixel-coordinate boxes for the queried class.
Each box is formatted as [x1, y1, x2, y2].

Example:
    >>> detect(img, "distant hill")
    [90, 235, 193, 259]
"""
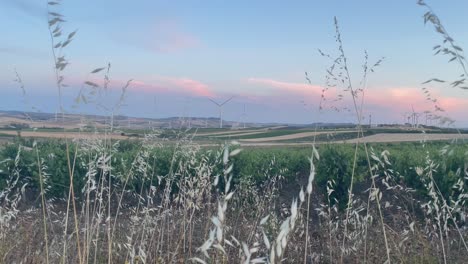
[0, 110, 365, 130]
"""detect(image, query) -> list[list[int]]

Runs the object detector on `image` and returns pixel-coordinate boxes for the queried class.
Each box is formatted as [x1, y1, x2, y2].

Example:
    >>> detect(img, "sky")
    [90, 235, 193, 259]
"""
[1, 0, 468, 126]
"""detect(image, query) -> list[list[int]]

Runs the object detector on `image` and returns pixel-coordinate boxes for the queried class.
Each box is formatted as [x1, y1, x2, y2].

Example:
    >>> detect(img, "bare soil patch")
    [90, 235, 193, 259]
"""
[195, 126, 287, 136]
[345, 133, 468, 143]
[240, 130, 356, 142]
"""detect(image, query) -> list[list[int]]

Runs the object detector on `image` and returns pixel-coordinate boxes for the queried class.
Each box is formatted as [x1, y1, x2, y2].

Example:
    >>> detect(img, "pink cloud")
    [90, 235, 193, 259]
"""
[365, 87, 428, 111]
[437, 96, 468, 112]
[364, 87, 468, 113]
[246, 77, 324, 96]
[129, 77, 214, 97]
[77, 75, 213, 98]
[162, 77, 214, 97]
[243, 78, 468, 121]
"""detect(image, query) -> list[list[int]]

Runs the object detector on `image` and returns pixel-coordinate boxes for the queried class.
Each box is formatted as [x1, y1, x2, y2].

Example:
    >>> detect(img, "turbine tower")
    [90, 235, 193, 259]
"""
[241, 104, 247, 129]
[209, 96, 234, 129]
[411, 105, 420, 128]
[423, 110, 431, 126]
[402, 112, 410, 126]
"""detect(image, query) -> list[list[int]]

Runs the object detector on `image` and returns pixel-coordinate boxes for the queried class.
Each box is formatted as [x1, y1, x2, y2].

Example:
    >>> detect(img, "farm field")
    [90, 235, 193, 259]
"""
[2, 126, 467, 146]
[2, 123, 468, 263]
[0, 129, 129, 140]
[3, 0, 468, 263]
[345, 132, 468, 143]
[1, 133, 468, 263]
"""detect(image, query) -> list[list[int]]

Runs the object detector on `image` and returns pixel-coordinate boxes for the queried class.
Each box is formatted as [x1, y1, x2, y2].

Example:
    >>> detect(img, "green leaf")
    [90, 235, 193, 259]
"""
[48, 18, 59, 26]
[422, 78, 445, 84]
[85, 81, 99, 88]
[91, 67, 105, 74]
[68, 30, 77, 40]
[61, 39, 71, 48]
[48, 12, 63, 17]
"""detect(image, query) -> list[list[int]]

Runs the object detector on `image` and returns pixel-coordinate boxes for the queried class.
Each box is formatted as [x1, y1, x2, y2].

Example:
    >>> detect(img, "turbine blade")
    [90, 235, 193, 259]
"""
[220, 96, 234, 106]
[208, 98, 221, 106]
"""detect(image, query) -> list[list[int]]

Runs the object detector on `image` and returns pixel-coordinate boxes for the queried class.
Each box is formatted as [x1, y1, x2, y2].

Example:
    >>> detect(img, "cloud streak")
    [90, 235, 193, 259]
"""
[244, 77, 468, 120]
[364, 87, 468, 113]
[246, 77, 323, 96]
[108, 77, 214, 97]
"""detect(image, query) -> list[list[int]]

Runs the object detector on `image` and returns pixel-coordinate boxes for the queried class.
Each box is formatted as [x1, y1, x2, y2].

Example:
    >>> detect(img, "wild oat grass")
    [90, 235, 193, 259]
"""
[1, 0, 468, 263]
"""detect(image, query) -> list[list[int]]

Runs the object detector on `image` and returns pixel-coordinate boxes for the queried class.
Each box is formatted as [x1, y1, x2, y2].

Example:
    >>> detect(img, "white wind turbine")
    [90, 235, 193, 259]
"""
[411, 105, 420, 128]
[241, 104, 247, 129]
[402, 112, 411, 126]
[209, 96, 234, 129]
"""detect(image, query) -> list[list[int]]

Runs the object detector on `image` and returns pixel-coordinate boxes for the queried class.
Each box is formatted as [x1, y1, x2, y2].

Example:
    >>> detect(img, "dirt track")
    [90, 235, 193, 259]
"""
[195, 126, 288, 136]
[239, 131, 355, 142]
[344, 133, 468, 143]
[211, 131, 271, 138]
[235, 133, 468, 146]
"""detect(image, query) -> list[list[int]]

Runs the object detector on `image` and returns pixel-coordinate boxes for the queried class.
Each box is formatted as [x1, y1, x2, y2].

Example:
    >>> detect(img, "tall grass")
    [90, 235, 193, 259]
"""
[0, 0, 468, 263]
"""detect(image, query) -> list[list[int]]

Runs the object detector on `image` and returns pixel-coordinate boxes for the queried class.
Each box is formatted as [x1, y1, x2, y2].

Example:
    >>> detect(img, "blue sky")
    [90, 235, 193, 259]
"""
[1, 0, 468, 126]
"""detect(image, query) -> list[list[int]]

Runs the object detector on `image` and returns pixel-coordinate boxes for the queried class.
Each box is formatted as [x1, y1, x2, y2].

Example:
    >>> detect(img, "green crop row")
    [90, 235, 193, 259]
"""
[1, 138, 466, 208]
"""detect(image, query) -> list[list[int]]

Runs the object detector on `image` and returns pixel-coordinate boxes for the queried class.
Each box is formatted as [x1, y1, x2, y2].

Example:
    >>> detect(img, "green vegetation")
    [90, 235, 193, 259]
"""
[0, 132, 16, 138]
[2, 0, 468, 263]
[212, 129, 316, 139]
[1, 139, 465, 205]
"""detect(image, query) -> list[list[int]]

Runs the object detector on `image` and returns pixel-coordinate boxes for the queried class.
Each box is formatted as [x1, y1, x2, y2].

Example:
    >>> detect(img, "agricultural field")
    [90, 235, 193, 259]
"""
[3, 0, 468, 263]
[1, 125, 468, 263]
[1, 111, 468, 264]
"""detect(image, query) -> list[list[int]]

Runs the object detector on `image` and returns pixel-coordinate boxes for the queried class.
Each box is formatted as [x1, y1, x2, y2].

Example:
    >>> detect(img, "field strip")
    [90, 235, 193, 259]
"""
[195, 126, 287, 136]
[210, 131, 271, 138]
[196, 129, 266, 136]
[0, 130, 128, 140]
[239, 130, 356, 142]
[195, 133, 468, 147]
[344, 133, 468, 143]
[0, 116, 84, 129]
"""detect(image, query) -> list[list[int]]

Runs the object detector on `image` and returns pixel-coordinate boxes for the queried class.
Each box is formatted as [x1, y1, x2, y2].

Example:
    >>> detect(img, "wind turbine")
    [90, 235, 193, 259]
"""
[402, 112, 413, 126]
[209, 96, 234, 129]
[411, 105, 420, 128]
[241, 104, 247, 129]
[183, 97, 192, 129]
[423, 110, 431, 126]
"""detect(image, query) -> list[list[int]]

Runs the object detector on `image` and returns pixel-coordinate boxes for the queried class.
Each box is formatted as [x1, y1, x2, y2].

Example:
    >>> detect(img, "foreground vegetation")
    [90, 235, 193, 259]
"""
[0, 134, 467, 263]
[1, 137, 466, 204]
[2, 0, 468, 263]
